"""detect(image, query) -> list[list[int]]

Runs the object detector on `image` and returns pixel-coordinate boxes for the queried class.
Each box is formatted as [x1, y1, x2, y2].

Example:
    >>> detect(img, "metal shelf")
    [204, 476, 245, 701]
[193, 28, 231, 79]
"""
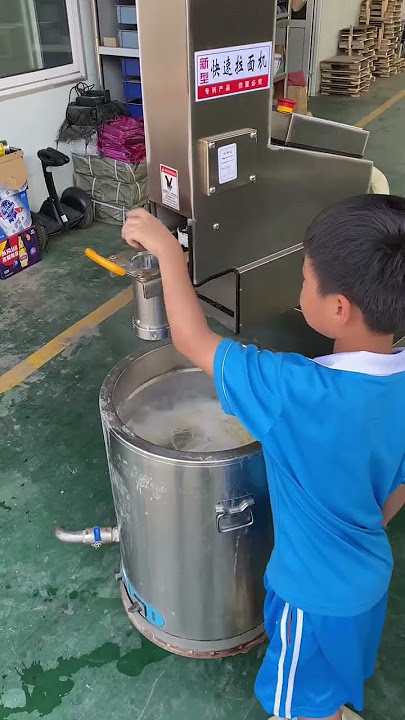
[99, 46, 140, 57]
[91, 0, 141, 102]
[92, 0, 292, 102]
[274, 0, 292, 95]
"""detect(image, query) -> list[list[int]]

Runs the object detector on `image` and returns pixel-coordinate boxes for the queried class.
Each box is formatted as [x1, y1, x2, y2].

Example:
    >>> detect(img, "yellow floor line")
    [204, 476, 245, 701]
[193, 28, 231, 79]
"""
[355, 89, 405, 129]
[0, 286, 132, 395]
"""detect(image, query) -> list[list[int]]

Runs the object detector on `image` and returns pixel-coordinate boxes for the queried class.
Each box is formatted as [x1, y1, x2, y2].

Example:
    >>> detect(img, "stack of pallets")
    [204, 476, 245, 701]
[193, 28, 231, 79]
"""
[359, 0, 403, 77]
[320, 54, 372, 97]
[339, 25, 377, 82]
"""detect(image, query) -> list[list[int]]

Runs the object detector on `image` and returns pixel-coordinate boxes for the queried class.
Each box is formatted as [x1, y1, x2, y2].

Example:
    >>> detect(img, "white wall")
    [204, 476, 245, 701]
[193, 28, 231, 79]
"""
[318, 0, 363, 62]
[312, 0, 363, 92]
[0, 0, 98, 211]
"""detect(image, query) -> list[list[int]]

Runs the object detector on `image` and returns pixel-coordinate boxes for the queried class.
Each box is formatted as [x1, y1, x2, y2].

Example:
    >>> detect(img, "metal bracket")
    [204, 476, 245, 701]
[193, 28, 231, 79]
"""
[128, 597, 146, 616]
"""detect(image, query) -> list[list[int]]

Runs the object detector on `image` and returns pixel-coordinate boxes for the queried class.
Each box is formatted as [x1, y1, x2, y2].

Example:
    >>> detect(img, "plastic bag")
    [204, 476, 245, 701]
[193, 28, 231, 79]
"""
[98, 117, 146, 164]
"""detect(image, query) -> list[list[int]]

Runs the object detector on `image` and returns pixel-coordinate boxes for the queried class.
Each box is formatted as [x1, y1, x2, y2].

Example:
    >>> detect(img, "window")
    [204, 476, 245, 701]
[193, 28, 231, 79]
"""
[0, 0, 86, 97]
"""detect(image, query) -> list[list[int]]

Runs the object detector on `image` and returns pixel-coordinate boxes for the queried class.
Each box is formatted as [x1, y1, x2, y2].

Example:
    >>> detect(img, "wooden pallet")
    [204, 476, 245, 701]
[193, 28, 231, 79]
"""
[358, 0, 404, 78]
[339, 26, 377, 51]
[320, 52, 372, 95]
[338, 27, 378, 76]
[320, 87, 366, 98]
[360, 0, 402, 24]
[321, 55, 369, 71]
[322, 1, 403, 91]
[320, 86, 371, 96]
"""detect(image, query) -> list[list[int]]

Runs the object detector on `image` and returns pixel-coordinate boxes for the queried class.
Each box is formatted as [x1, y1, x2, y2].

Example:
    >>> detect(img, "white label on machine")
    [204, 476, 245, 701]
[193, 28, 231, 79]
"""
[218, 143, 238, 185]
[195, 41, 272, 102]
[160, 165, 179, 210]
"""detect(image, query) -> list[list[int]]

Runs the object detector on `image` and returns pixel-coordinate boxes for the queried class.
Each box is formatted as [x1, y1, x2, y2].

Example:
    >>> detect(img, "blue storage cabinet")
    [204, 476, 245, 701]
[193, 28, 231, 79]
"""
[124, 79, 142, 99]
[116, 5, 137, 24]
[94, 1, 143, 119]
[121, 57, 141, 77]
[118, 29, 138, 48]
[121, 58, 143, 118]
[116, 4, 143, 118]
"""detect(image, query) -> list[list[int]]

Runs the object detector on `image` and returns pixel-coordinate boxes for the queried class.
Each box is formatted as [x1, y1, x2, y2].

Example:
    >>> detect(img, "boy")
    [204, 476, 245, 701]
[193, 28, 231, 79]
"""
[123, 194, 405, 720]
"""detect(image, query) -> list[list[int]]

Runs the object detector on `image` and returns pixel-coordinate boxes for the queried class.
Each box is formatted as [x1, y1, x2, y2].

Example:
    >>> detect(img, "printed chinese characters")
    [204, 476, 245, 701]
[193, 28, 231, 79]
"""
[196, 44, 271, 101]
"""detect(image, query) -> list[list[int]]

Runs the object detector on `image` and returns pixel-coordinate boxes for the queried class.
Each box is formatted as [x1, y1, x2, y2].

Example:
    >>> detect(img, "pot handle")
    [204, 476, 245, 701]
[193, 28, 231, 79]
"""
[216, 496, 255, 533]
[85, 248, 127, 277]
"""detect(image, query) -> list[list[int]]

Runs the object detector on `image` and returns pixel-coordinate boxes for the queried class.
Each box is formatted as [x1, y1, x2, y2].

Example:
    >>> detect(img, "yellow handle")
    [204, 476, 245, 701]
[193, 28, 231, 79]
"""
[85, 248, 127, 277]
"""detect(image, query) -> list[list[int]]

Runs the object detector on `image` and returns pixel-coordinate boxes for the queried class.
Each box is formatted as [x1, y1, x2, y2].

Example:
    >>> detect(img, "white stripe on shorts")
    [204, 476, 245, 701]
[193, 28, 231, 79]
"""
[285, 609, 304, 719]
[273, 602, 290, 717]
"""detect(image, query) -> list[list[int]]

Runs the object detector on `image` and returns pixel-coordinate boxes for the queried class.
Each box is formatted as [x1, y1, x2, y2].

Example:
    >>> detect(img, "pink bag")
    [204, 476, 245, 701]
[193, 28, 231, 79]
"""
[99, 117, 146, 164]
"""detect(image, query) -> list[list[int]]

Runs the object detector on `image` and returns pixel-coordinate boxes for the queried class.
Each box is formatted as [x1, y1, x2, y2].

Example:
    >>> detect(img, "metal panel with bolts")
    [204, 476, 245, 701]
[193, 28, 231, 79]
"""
[199, 129, 258, 197]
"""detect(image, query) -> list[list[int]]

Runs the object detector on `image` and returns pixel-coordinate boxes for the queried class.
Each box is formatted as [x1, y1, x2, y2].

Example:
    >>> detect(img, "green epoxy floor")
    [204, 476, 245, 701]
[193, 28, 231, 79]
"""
[1, 75, 404, 720]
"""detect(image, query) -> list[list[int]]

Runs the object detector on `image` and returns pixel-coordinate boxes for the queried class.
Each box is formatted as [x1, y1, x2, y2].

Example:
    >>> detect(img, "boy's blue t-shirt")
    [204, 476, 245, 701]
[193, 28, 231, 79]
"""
[214, 340, 405, 617]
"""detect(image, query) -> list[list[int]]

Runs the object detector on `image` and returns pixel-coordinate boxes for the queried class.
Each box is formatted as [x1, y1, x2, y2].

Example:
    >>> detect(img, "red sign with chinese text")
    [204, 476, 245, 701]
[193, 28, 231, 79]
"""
[195, 42, 272, 102]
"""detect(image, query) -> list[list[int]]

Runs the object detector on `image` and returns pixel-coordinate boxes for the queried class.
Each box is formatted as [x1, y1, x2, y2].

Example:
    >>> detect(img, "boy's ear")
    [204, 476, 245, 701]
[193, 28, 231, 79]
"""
[335, 295, 352, 326]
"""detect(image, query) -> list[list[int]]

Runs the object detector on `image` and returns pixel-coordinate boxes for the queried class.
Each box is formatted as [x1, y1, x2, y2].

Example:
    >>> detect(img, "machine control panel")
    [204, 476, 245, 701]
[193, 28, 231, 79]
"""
[199, 128, 258, 197]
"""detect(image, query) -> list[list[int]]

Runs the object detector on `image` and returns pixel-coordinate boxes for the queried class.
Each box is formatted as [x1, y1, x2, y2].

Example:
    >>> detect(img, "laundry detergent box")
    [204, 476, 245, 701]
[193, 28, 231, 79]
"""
[0, 189, 32, 240]
[0, 225, 41, 280]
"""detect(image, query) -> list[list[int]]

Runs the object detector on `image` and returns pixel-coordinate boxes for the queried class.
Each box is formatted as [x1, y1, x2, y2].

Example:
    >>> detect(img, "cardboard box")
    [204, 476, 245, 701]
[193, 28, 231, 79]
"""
[0, 150, 32, 245]
[0, 181, 28, 200]
[0, 189, 32, 240]
[103, 36, 118, 48]
[287, 84, 308, 115]
[0, 225, 41, 280]
[0, 150, 28, 192]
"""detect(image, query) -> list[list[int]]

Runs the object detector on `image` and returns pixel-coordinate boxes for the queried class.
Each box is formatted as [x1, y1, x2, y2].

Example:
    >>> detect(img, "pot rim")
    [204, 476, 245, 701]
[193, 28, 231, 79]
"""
[99, 345, 261, 465]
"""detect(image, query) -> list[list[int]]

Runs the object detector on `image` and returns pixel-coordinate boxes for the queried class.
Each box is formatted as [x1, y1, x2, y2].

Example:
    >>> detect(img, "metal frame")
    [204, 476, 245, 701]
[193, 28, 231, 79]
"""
[0, 0, 87, 99]
[308, 0, 323, 96]
[275, 0, 292, 96]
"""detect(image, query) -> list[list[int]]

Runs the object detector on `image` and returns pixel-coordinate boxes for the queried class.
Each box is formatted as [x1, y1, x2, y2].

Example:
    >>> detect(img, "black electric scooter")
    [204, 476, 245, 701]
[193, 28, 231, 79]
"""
[32, 147, 93, 250]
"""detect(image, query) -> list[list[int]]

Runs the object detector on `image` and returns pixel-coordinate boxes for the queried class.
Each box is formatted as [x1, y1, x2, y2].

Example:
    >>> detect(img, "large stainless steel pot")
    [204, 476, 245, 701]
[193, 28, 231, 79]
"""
[100, 344, 273, 657]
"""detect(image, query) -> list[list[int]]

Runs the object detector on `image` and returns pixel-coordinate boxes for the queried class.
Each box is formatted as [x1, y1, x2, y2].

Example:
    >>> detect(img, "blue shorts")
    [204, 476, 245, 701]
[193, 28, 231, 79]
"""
[255, 589, 388, 719]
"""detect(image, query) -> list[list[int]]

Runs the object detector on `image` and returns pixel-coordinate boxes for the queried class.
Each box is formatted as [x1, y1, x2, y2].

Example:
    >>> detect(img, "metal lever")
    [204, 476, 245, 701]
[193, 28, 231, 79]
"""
[216, 497, 255, 533]
[85, 248, 127, 276]
[85, 247, 162, 298]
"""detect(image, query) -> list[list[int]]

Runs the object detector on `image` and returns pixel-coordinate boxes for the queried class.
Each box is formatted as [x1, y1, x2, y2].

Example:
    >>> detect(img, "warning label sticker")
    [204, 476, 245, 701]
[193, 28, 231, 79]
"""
[160, 165, 179, 210]
[195, 41, 272, 102]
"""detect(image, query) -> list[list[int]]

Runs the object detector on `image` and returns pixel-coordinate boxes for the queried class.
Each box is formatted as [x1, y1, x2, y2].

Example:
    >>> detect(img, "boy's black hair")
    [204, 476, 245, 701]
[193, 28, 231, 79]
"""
[304, 194, 405, 335]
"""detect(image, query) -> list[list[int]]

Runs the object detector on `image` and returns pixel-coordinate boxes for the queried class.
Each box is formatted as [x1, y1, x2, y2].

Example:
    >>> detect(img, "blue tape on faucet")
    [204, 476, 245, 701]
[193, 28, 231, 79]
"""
[93, 526, 102, 543]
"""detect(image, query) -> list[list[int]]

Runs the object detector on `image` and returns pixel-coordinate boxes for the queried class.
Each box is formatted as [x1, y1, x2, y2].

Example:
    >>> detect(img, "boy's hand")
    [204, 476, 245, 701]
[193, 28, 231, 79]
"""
[122, 208, 176, 257]
[122, 210, 221, 377]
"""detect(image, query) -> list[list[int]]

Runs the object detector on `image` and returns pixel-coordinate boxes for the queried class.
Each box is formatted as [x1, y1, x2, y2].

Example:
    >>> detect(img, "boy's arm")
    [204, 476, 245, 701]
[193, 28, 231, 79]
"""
[156, 238, 222, 375]
[382, 485, 405, 526]
[122, 209, 222, 376]
[123, 209, 284, 440]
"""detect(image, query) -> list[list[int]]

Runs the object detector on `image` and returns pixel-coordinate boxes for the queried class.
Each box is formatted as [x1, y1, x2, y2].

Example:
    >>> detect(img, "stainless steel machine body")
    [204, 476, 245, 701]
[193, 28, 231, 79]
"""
[100, 345, 272, 656]
[137, 0, 373, 334]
